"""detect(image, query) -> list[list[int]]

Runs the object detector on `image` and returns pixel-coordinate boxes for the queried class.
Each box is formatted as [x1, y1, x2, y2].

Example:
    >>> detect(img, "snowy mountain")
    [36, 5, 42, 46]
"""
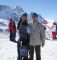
[0, 5, 25, 32]
[0, 5, 24, 20]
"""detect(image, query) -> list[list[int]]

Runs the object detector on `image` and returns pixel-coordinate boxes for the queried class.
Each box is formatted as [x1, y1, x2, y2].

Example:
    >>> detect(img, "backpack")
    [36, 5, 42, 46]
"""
[20, 46, 28, 57]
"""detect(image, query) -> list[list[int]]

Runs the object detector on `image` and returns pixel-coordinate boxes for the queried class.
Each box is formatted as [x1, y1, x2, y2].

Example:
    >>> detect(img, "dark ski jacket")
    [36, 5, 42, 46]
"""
[17, 21, 30, 46]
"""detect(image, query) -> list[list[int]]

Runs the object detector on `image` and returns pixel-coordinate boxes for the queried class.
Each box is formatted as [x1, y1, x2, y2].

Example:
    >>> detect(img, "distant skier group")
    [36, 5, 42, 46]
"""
[8, 13, 46, 60]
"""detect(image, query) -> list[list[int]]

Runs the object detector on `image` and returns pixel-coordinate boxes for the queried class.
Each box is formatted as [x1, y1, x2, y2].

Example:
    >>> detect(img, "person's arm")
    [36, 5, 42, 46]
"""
[17, 21, 20, 30]
[40, 24, 45, 47]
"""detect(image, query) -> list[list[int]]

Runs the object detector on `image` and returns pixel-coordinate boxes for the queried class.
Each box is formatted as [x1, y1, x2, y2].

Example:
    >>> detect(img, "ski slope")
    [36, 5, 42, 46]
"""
[0, 32, 57, 60]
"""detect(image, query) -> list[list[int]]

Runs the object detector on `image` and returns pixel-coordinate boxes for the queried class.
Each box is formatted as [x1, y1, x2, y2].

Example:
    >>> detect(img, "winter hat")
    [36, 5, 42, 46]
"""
[10, 18, 13, 21]
[22, 13, 27, 18]
[32, 13, 38, 17]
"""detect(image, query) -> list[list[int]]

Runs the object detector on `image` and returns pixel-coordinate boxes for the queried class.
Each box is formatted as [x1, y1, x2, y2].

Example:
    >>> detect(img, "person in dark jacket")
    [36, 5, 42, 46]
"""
[17, 13, 30, 60]
[8, 19, 16, 42]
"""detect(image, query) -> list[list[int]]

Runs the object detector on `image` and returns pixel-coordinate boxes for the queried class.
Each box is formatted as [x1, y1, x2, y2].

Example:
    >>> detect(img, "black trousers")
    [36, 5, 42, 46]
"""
[10, 32, 13, 41]
[10, 31, 16, 42]
[29, 45, 41, 60]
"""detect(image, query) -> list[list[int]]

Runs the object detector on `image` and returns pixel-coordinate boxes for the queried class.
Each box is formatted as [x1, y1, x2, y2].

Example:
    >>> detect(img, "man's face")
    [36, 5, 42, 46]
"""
[32, 16, 38, 21]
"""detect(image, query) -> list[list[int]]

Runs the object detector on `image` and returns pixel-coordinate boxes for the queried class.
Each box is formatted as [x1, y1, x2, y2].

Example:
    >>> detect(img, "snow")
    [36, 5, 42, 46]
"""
[0, 5, 24, 20]
[41, 40, 57, 60]
[0, 32, 57, 60]
[0, 18, 57, 60]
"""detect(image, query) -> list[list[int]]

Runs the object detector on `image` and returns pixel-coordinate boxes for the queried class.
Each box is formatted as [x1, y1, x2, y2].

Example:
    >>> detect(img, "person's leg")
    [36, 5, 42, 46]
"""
[52, 32, 56, 39]
[10, 32, 11, 40]
[11, 32, 15, 42]
[13, 32, 17, 42]
[23, 57, 28, 60]
[54, 32, 56, 39]
[35, 45, 41, 60]
[10, 32, 13, 41]
[52, 32, 55, 39]
[17, 41, 20, 60]
[11, 31, 17, 43]
[17, 43, 20, 60]
[29, 46, 34, 60]
[56, 31, 57, 39]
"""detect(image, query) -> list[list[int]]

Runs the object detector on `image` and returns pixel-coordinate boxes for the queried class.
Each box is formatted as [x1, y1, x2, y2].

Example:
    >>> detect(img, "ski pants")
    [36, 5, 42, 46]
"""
[29, 45, 41, 60]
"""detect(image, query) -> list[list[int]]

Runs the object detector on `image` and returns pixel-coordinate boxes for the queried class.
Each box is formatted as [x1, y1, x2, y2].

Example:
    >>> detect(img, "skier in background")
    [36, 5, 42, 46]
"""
[8, 19, 16, 42]
[51, 22, 56, 40]
[56, 23, 57, 38]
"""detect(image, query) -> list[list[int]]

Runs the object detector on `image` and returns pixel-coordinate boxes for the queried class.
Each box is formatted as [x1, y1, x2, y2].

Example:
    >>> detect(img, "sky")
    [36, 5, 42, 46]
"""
[0, 0, 57, 20]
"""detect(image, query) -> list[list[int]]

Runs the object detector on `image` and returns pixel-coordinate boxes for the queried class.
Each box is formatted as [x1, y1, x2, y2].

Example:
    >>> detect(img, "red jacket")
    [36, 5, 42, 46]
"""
[9, 21, 15, 32]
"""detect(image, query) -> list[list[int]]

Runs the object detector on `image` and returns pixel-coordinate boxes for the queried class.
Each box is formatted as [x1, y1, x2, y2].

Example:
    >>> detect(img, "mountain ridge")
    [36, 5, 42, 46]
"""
[0, 5, 24, 20]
